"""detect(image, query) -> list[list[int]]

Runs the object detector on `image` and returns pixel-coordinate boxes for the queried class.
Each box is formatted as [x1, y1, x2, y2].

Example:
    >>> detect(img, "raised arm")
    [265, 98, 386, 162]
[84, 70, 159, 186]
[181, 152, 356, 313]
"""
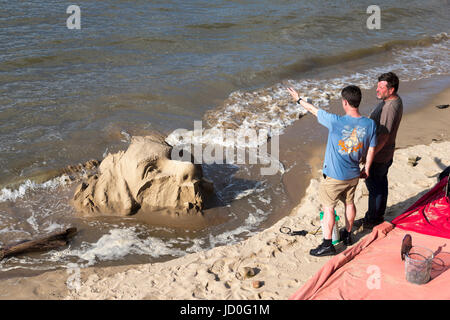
[287, 87, 319, 117]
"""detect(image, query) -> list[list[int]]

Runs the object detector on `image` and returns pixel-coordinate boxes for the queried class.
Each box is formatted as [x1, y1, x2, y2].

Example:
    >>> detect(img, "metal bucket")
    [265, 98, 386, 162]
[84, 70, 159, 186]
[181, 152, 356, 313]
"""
[405, 246, 434, 285]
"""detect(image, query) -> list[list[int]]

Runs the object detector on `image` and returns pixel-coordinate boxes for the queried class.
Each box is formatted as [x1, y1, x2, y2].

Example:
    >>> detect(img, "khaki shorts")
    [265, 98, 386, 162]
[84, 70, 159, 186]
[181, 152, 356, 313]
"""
[318, 175, 359, 208]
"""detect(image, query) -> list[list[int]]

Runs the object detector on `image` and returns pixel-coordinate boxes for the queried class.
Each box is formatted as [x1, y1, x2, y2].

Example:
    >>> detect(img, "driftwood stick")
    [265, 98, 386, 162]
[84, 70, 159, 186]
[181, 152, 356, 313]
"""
[0, 227, 77, 260]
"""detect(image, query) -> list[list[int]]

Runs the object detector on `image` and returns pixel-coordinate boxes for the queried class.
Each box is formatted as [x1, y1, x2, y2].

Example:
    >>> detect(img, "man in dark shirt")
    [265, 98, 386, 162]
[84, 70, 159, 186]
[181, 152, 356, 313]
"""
[362, 72, 403, 228]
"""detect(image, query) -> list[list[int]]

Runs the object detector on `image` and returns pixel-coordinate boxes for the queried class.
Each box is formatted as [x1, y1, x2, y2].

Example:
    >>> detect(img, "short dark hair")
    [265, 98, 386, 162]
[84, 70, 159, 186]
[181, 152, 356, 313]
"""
[341, 85, 362, 108]
[378, 72, 399, 93]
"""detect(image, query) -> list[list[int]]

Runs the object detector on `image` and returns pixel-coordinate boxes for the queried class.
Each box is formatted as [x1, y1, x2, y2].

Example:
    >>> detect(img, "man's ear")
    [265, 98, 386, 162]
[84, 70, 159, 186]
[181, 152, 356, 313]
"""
[388, 87, 395, 95]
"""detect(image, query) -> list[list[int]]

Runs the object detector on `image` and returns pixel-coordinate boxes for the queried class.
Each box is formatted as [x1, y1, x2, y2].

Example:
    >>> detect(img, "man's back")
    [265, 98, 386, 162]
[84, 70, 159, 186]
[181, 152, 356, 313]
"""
[318, 110, 377, 180]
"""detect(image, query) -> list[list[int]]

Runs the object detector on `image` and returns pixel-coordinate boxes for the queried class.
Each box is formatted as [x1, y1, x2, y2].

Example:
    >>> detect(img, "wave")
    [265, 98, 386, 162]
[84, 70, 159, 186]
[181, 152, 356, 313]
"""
[163, 33, 449, 178]
[273, 33, 449, 80]
[191, 32, 449, 143]
[59, 227, 186, 267]
[0, 175, 70, 202]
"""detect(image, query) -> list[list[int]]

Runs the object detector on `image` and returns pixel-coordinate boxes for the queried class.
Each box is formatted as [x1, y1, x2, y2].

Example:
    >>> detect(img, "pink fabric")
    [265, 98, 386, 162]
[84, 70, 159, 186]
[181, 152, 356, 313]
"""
[290, 177, 450, 300]
[290, 222, 450, 300]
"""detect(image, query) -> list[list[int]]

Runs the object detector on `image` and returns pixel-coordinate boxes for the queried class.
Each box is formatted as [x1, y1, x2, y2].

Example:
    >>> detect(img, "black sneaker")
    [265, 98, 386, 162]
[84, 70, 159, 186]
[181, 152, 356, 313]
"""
[339, 228, 353, 246]
[309, 242, 337, 257]
[353, 218, 365, 228]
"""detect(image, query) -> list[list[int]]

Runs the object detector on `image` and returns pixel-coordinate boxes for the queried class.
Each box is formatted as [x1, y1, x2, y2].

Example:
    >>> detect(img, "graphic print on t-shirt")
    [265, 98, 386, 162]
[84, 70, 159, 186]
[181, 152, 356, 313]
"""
[338, 126, 366, 155]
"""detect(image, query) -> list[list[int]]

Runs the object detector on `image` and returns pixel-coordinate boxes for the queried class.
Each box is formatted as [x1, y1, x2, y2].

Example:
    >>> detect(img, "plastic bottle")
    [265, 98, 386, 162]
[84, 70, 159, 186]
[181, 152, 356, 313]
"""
[319, 210, 340, 245]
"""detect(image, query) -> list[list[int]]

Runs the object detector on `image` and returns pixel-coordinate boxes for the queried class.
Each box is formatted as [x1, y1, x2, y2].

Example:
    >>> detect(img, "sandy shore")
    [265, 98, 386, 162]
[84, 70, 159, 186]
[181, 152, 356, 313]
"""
[0, 84, 448, 300]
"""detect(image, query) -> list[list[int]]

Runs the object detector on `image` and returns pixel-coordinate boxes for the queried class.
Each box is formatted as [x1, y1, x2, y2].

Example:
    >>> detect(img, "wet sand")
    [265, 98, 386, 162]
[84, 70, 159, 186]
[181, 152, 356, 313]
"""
[0, 77, 448, 300]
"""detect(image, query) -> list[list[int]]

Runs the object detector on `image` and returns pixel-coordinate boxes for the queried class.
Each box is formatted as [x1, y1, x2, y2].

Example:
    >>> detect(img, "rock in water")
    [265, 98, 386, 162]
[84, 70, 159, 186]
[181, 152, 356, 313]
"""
[72, 134, 213, 217]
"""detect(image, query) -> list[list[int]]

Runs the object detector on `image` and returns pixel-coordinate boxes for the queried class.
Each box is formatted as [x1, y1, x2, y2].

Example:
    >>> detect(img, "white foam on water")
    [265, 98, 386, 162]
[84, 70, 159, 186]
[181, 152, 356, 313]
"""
[120, 130, 131, 143]
[0, 174, 70, 203]
[185, 238, 206, 253]
[0, 193, 272, 270]
[43, 222, 66, 233]
[257, 194, 271, 205]
[0, 260, 51, 272]
[102, 147, 109, 158]
[245, 211, 264, 225]
[233, 184, 264, 201]
[26, 213, 39, 233]
[167, 33, 449, 154]
[208, 225, 251, 248]
[56, 227, 186, 266]
[208, 202, 269, 248]
[216, 179, 267, 204]
[0, 226, 31, 238]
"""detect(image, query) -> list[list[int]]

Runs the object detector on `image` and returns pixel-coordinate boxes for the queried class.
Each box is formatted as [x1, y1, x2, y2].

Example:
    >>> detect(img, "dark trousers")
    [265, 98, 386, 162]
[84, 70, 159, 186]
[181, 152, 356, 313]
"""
[364, 159, 393, 222]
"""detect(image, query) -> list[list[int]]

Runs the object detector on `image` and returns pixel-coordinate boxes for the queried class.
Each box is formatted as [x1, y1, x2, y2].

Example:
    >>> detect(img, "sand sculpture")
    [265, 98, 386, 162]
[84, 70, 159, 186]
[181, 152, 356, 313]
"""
[72, 133, 213, 217]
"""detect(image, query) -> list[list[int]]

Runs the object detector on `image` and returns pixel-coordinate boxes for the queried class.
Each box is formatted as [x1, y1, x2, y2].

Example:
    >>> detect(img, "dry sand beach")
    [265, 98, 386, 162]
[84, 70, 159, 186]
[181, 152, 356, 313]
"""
[0, 85, 448, 300]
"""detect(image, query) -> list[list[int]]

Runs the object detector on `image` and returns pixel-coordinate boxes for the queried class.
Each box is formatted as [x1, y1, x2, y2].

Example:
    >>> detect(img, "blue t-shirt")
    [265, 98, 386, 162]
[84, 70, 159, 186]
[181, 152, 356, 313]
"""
[318, 109, 377, 180]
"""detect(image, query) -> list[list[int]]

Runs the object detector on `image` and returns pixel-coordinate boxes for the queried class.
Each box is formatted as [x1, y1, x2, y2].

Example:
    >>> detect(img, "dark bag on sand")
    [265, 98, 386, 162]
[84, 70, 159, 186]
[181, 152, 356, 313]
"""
[440, 166, 450, 199]
[439, 166, 450, 182]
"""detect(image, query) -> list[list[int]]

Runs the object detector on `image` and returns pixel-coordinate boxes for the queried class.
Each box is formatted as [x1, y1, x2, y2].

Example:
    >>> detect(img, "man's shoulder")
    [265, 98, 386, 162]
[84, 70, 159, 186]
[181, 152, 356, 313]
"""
[369, 101, 384, 118]
[386, 96, 403, 110]
[359, 116, 377, 130]
[356, 115, 376, 124]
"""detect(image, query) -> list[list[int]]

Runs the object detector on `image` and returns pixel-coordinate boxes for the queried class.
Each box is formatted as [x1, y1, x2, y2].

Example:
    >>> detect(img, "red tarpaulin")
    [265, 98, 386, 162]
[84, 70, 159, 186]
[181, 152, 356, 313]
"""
[290, 176, 450, 300]
[392, 176, 450, 239]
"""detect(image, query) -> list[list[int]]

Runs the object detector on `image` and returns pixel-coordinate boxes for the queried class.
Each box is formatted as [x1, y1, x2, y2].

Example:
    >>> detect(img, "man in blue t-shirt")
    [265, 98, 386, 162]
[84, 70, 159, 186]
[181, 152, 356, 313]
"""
[288, 85, 377, 256]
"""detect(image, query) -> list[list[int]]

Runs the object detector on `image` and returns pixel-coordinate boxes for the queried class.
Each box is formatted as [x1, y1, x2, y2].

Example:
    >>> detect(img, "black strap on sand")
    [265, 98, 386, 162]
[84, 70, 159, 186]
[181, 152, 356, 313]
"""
[279, 227, 308, 236]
